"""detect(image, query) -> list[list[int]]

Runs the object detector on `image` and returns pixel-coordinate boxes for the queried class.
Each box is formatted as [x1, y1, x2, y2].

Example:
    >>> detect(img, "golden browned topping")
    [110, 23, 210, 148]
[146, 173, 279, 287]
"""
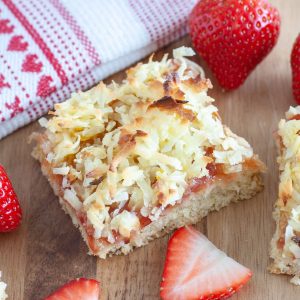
[35, 47, 253, 242]
[277, 106, 300, 259]
[149, 96, 195, 122]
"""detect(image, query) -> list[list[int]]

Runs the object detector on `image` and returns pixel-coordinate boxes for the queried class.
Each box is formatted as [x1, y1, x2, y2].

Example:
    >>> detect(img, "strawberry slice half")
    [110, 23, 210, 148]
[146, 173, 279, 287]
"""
[45, 278, 100, 300]
[160, 226, 252, 300]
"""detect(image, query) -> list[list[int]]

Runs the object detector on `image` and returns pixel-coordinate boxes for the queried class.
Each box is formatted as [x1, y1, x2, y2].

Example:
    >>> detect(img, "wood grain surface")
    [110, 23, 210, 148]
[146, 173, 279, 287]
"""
[0, 0, 299, 299]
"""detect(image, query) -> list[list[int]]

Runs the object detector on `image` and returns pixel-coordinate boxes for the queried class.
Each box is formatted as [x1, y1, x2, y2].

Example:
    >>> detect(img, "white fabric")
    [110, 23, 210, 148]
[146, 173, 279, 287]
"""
[0, 0, 196, 139]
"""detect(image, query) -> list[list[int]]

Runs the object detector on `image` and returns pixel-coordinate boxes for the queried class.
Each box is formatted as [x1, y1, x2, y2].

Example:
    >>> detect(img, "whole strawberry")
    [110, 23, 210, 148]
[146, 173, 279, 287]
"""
[291, 34, 300, 104]
[0, 165, 22, 232]
[189, 0, 280, 90]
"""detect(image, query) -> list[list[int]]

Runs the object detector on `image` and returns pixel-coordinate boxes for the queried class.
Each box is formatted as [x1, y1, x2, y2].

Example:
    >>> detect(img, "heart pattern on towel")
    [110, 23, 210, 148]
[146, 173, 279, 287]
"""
[0, 19, 14, 34]
[0, 74, 11, 93]
[22, 54, 43, 73]
[5, 96, 24, 118]
[0, 11, 59, 123]
[7, 35, 28, 51]
[37, 75, 56, 98]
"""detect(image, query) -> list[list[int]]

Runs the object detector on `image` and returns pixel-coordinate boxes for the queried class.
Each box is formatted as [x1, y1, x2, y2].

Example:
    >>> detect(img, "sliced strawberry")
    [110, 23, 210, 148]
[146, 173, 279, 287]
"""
[45, 278, 100, 300]
[160, 226, 252, 300]
[291, 34, 300, 104]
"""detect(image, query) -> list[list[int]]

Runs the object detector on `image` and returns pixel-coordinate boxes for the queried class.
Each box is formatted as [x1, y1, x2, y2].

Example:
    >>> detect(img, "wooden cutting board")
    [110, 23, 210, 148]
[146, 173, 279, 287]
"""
[1, 0, 299, 298]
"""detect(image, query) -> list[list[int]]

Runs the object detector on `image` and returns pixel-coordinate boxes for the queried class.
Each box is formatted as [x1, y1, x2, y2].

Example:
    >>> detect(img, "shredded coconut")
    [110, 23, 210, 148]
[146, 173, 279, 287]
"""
[36, 47, 253, 240]
[278, 106, 300, 261]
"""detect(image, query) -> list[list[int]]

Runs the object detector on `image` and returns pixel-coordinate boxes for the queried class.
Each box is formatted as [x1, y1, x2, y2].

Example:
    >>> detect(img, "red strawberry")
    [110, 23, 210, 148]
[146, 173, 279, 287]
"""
[0, 165, 22, 232]
[160, 226, 252, 300]
[45, 278, 100, 300]
[189, 0, 280, 90]
[291, 34, 300, 104]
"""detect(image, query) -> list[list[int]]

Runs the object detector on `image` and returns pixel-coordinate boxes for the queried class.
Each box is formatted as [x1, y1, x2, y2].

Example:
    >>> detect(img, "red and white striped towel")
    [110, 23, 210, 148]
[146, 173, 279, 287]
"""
[0, 0, 196, 139]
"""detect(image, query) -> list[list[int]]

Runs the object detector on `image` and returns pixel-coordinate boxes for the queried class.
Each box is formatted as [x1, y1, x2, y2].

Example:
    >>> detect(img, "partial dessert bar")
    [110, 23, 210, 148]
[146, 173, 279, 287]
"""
[270, 106, 300, 284]
[0, 272, 7, 300]
[32, 47, 265, 258]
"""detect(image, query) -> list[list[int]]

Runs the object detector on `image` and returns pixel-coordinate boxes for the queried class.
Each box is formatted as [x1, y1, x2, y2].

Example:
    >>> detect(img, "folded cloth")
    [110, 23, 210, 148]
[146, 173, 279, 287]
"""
[0, 0, 196, 139]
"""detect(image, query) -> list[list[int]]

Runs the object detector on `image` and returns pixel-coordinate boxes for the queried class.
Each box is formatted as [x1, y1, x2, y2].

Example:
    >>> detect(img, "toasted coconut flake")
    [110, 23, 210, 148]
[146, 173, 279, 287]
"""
[149, 96, 195, 122]
[53, 166, 70, 175]
[111, 211, 140, 238]
[64, 188, 82, 210]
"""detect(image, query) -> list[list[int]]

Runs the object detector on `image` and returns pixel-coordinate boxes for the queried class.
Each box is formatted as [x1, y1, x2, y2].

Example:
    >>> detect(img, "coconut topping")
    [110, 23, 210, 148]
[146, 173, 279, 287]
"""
[278, 106, 300, 259]
[35, 47, 253, 241]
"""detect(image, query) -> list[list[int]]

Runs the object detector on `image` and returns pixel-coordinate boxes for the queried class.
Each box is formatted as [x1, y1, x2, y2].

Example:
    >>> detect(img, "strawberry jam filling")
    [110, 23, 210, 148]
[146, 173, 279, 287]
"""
[190, 163, 224, 193]
[77, 211, 100, 253]
[61, 148, 253, 250]
[289, 114, 300, 121]
[76, 158, 241, 248]
[188, 147, 221, 193]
